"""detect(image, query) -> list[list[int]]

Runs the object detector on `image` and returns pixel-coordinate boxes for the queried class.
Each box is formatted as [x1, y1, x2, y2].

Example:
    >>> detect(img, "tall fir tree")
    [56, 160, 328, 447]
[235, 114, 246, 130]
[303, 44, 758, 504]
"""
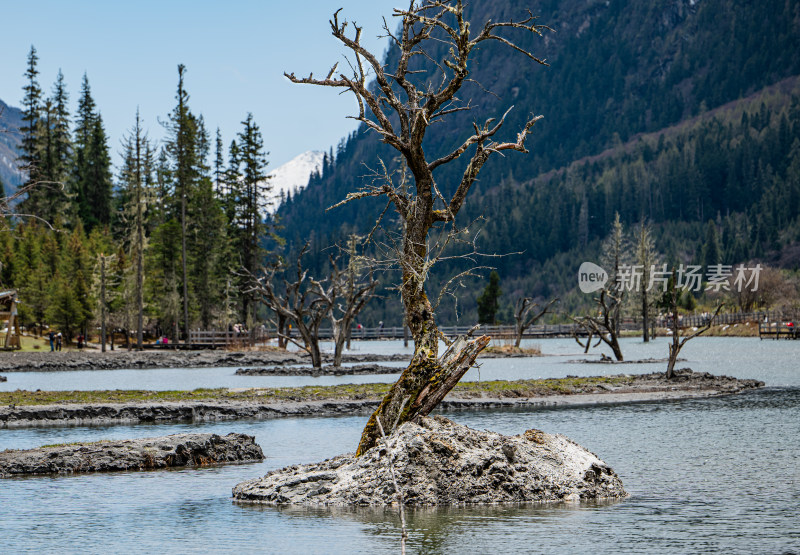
[117, 110, 155, 349]
[163, 64, 209, 339]
[72, 74, 112, 232]
[188, 118, 228, 329]
[234, 113, 271, 324]
[17, 45, 45, 218]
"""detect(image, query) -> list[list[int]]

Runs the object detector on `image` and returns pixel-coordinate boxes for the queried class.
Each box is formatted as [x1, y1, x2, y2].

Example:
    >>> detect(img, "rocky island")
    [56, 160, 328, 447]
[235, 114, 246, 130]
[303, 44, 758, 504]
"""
[232, 416, 626, 505]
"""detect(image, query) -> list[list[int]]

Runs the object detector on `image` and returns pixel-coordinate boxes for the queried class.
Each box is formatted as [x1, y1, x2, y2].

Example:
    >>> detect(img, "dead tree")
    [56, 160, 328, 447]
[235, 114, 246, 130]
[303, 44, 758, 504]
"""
[573, 327, 601, 354]
[665, 269, 723, 378]
[318, 254, 377, 367]
[571, 289, 624, 361]
[249, 247, 333, 369]
[287, 1, 549, 455]
[513, 297, 558, 348]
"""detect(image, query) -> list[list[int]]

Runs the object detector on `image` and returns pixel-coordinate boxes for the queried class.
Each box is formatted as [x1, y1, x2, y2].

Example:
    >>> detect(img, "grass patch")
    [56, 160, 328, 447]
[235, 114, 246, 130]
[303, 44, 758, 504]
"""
[483, 344, 542, 356]
[0, 375, 637, 407]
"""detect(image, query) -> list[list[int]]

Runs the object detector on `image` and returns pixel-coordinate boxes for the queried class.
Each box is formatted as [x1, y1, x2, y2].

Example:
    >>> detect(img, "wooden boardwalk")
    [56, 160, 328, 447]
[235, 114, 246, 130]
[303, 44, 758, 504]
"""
[758, 322, 799, 340]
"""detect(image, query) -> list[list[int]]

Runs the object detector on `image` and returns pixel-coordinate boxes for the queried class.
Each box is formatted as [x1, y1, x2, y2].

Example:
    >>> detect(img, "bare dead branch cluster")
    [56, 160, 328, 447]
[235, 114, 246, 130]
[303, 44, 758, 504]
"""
[666, 269, 723, 378]
[246, 243, 376, 368]
[514, 296, 558, 348]
[571, 289, 624, 361]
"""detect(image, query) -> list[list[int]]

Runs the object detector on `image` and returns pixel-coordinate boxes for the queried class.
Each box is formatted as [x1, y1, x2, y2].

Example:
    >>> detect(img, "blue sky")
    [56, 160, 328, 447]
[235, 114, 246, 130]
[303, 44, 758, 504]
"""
[0, 1, 398, 169]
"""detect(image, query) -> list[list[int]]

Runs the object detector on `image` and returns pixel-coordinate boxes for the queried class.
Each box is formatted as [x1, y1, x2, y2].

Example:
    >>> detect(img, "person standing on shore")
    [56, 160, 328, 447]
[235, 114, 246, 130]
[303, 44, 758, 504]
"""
[48, 331, 55, 352]
[56, 332, 62, 351]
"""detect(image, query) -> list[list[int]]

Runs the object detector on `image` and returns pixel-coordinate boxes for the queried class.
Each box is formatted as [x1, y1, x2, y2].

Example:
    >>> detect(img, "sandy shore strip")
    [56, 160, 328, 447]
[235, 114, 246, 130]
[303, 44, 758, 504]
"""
[0, 347, 543, 373]
[0, 370, 764, 428]
[0, 350, 411, 372]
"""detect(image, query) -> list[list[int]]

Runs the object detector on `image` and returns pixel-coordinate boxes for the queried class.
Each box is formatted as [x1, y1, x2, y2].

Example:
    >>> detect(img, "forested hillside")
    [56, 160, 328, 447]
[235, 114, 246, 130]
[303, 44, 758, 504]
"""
[277, 0, 800, 324]
[0, 99, 23, 193]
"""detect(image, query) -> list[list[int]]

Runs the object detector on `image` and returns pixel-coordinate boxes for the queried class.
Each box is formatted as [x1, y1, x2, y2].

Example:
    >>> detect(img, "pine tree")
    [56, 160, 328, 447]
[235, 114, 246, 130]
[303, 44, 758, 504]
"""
[702, 219, 721, 270]
[34, 71, 73, 223]
[72, 74, 112, 232]
[118, 110, 155, 349]
[17, 46, 45, 218]
[214, 128, 225, 192]
[477, 271, 502, 325]
[188, 117, 227, 329]
[48, 71, 72, 188]
[164, 64, 198, 341]
[233, 113, 271, 324]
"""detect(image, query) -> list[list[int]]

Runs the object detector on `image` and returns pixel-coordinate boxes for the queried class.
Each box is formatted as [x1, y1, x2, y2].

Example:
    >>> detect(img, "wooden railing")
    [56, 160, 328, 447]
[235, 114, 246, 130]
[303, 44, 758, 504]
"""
[183, 310, 798, 347]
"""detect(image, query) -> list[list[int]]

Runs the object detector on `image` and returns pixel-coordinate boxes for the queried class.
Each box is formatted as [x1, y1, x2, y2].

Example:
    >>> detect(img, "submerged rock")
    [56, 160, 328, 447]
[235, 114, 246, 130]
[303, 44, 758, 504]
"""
[0, 375, 6, 382]
[232, 416, 626, 506]
[0, 432, 263, 477]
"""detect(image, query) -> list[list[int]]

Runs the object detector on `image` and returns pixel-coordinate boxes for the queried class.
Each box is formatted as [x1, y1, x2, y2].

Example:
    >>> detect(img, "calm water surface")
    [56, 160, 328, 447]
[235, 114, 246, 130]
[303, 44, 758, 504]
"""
[1, 337, 798, 553]
[1, 336, 797, 390]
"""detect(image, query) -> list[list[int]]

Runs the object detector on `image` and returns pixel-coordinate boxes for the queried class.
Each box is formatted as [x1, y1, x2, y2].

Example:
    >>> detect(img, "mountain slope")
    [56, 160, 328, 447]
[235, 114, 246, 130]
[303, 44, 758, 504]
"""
[275, 0, 800, 324]
[0, 99, 23, 195]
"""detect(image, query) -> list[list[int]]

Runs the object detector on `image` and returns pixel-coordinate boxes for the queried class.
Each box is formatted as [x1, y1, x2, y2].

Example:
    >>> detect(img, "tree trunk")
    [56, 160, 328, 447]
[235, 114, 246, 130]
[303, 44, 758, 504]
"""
[609, 335, 624, 362]
[642, 288, 649, 343]
[100, 256, 107, 353]
[514, 320, 523, 349]
[276, 313, 287, 349]
[308, 337, 322, 369]
[181, 193, 190, 345]
[297, 326, 323, 369]
[332, 324, 346, 367]
[356, 225, 489, 455]
[666, 282, 680, 379]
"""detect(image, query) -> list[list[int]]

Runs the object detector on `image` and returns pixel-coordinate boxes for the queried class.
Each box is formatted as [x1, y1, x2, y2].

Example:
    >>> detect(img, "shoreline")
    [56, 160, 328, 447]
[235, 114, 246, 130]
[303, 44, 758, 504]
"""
[0, 350, 409, 373]
[0, 370, 764, 429]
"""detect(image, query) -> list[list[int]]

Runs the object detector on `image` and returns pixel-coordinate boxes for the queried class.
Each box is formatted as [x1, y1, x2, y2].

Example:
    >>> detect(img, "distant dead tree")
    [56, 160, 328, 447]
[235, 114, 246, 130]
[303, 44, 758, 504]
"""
[249, 246, 333, 369]
[513, 297, 558, 348]
[664, 268, 722, 379]
[316, 252, 377, 367]
[572, 327, 602, 354]
[287, 1, 549, 454]
[248, 244, 376, 369]
[571, 289, 624, 361]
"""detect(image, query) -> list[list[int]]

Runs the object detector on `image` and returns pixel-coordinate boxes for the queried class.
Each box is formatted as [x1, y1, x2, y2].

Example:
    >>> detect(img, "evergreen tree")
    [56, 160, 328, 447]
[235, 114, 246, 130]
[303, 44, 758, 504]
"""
[702, 219, 721, 270]
[50, 71, 72, 183]
[35, 71, 73, 223]
[72, 74, 112, 231]
[164, 64, 198, 341]
[477, 271, 502, 325]
[17, 46, 45, 218]
[214, 127, 225, 192]
[233, 113, 271, 323]
[188, 117, 228, 329]
[118, 110, 155, 349]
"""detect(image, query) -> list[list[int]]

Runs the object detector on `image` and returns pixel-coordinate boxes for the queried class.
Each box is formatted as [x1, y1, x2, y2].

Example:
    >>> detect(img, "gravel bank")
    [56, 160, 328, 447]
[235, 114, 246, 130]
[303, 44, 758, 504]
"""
[0, 432, 263, 477]
[0, 350, 409, 372]
[0, 370, 764, 428]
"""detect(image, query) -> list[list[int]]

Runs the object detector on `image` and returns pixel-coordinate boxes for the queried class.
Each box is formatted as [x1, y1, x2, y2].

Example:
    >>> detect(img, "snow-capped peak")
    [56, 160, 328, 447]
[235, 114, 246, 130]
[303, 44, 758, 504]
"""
[266, 150, 325, 212]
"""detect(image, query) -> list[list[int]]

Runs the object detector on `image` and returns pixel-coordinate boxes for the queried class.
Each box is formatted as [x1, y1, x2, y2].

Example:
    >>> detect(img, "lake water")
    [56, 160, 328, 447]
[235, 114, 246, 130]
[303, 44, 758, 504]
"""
[2, 336, 797, 391]
[1, 337, 798, 553]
